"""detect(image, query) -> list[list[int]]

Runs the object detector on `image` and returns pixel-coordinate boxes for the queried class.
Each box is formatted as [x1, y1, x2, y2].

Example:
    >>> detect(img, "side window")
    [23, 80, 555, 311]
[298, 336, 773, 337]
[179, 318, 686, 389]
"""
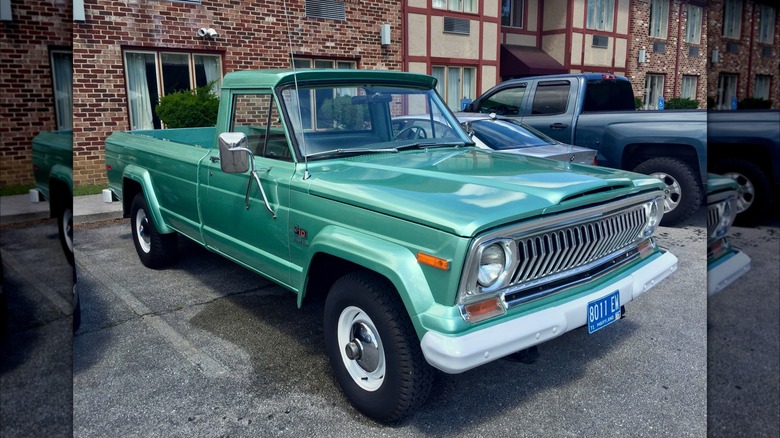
[231, 94, 291, 161]
[530, 81, 570, 115]
[478, 85, 526, 115]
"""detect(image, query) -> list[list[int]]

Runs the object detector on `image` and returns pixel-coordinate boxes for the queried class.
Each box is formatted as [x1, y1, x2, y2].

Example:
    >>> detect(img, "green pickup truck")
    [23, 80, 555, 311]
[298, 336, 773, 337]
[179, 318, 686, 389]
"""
[32, 130, 74, 265]
[105, 69, 678, 422]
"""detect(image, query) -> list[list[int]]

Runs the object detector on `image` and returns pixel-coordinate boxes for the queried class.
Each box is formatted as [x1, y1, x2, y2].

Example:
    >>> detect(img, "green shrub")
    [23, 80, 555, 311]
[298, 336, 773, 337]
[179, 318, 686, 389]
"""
[737, 97, 772, 109]
[155, 82, 220, 128]
[664, 97, 700, 109]
[318, 95, 369, 130]
[634, 96, 643, 110]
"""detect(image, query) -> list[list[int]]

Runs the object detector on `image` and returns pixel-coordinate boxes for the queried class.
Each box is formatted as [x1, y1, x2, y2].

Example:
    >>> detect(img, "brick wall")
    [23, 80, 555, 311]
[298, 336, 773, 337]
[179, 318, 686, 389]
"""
[72, 0, 403, 186]
[0, 0, 71, 188]
[707, 0, 780, 108]
[626, 0, 709, 109]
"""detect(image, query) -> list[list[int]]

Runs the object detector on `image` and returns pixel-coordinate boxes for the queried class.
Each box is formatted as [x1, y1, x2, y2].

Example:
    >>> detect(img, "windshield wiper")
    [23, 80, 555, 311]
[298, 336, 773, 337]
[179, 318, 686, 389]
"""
[395, 141, 470, 151]
[305, 147, 399, 159]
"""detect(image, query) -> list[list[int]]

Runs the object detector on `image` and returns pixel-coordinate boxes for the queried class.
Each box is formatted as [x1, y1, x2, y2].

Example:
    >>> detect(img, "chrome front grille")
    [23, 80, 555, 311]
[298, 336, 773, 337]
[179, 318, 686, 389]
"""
[509, 205, 647, 287]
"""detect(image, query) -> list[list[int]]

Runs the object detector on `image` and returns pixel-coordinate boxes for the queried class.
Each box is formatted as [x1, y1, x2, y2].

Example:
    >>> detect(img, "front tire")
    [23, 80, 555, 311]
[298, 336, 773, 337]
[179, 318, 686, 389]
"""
[324, 271, 433, 423]
[634, 157, 702, 226]
[130, 193, 177, 269]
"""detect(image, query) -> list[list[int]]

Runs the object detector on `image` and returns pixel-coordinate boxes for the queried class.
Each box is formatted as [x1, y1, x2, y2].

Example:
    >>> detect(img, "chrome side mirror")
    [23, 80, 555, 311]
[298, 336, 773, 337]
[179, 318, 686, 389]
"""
[218, 132, 251, 174]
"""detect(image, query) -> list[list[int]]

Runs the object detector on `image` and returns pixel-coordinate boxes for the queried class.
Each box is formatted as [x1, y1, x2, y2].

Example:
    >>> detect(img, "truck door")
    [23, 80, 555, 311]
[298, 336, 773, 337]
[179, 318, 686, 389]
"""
[520, 79, 577, 143]
[200, 92, 295, 287]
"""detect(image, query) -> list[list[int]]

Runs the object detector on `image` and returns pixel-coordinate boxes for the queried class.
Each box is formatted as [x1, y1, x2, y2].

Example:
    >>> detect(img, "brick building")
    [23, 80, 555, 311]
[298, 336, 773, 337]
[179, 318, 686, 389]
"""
[625, 0, 709, 109]
[2, 1, 777, 189]
[0, 0, 71, 187]
[71, 0, 404, 186]
[707, 0, 779, 109]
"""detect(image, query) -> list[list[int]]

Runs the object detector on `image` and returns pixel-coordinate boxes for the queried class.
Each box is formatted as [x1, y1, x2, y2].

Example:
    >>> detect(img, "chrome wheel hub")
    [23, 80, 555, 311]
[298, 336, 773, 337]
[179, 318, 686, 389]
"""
[651, 171, 681, 213]
[337, 306, 386, 391]
[723, 171, 755, 213]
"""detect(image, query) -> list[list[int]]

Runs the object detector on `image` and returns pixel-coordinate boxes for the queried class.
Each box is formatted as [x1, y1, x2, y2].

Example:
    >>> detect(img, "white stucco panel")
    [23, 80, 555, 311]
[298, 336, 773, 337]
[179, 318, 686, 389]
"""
[484, 0, 499, 18]
[572, 0, 585, 29]
[541, 34, 567, 66]
[505, 33, 537, 46]
[571, 32, 583, 65]
[527, 0, 538, 32]
[481, 65, 497, 92]
[614, 38, 627, 68]
[583, 35, 613, 66]
[408, 0, 427, 8]
[543, 0, 567, 30]
[617, 0, 630, 34]
[408, 62, 428, 75]
[408, 14, 428, 57]
[431, 16, 479, 59]
[482, 22, 498, 61]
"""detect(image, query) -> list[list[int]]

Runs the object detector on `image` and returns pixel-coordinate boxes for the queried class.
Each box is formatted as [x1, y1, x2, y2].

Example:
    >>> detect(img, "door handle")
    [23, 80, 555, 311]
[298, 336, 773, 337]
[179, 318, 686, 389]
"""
[210, 156, 220, 163]
[549, 123, 568, 129]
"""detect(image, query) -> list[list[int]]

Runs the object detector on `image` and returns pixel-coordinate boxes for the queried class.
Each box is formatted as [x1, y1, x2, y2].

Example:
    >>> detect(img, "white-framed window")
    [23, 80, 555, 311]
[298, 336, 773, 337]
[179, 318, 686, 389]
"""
[586, 0, 614, 31]
[684, 4, 702, 44]
[292, 58, 357, 70]
[432, 65, 477, 111]
[501, 0, 524, 28]
[124, 50, 222, 130]
[433, 0, 477, 13]
[644, 74, 665, 110]
[50, 49, 72, 130]
[758, 5, 776, 44]
[722, 0, 742, 39]
[649, 0, 670, 39]
[681, 75, 698, 101]
[754, 75, 771, 101]
[716, 73, 739, 109]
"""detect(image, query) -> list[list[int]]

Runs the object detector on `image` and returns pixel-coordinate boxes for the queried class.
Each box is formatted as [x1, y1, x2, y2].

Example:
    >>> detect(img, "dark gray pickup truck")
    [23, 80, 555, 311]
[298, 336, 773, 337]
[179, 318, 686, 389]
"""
[464, 74, 707, 226]
[708, 110, 780, 226]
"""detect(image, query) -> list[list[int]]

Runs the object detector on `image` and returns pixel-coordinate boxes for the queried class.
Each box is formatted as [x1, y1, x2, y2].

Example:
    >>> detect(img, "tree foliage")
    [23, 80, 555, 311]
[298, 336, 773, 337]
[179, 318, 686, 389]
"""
[155, 82, 220, 128]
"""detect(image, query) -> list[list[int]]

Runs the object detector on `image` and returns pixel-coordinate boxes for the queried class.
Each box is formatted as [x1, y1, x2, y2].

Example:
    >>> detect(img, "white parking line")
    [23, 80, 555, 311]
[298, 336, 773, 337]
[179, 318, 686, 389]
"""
[76, 255, 228, 377]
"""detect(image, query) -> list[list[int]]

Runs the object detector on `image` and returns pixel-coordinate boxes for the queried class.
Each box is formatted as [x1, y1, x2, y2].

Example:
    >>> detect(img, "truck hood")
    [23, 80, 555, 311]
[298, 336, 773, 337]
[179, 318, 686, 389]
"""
[304, 148, 663, 236]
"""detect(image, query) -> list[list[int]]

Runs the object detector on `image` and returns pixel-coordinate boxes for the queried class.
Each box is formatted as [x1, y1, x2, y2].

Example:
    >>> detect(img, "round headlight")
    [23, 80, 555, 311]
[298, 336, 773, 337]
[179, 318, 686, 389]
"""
[477, 243, 506, 287]
[641, 198, 664, 238]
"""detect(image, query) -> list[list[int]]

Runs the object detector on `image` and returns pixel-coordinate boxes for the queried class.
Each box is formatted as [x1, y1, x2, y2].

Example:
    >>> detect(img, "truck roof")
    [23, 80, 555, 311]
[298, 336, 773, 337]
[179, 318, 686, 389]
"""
[221, 69, 438, 90]
[499, 72, 630, 84]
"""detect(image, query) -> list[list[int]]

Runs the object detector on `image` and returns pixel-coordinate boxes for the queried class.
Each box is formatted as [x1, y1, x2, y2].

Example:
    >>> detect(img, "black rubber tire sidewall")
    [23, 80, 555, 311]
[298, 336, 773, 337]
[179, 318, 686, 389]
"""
[130, 193, 177, 269]
[323, 271, 433, 423]
[57, 207, 74, 266]
[714, 158, 775, 227]
[634, 157, 702, 226]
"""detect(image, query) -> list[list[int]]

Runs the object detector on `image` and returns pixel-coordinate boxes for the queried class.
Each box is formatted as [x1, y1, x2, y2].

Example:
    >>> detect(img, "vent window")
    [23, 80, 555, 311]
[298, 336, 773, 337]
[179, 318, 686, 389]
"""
[305, 0, 346, 21]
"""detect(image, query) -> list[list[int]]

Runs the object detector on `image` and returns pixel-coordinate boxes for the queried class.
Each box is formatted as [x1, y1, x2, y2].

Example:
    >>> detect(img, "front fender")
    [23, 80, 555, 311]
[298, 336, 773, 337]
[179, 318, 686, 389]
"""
[302, 225, 436, 329]
[122, 164, 174, 234]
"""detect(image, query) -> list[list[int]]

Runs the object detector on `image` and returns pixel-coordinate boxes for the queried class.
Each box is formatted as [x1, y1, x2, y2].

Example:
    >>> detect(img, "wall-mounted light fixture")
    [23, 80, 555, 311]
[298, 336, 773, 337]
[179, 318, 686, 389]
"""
[638, 49, 647, 64]
[380, 24, 391, 46]
[711, 48, 719, 64]
[1, 0, 12, 21]
[197, 27, 218, 39]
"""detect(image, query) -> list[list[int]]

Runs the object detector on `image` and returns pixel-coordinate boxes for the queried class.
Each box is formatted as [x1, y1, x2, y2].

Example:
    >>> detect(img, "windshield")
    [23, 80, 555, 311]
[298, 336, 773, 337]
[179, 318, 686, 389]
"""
[470, 118, 560, 150]
[280, 84, 470, 159]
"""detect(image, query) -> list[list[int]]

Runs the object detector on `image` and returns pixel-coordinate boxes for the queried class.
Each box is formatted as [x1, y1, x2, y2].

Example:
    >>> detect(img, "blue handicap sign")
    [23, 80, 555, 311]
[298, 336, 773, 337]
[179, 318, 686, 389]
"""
[658, 97, 665, 110]
[461, 97, 472, 111]
[731, 97, 738, 110]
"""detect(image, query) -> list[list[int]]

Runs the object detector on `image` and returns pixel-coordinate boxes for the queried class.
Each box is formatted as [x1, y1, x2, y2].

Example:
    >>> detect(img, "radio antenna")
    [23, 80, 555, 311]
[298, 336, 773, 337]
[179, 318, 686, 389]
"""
[283, 0, 310, 179]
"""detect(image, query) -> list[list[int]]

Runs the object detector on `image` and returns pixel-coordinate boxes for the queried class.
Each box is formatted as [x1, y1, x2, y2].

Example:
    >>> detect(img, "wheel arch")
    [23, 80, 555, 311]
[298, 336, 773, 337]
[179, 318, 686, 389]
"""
[121, 165, 174, 234]
[300, 227, 437, 339]
[621, 143, 703, 183]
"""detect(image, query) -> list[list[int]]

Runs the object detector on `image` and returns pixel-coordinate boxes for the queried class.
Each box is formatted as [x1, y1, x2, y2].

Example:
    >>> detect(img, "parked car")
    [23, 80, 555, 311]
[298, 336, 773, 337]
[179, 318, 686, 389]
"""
[463, 73, 707, 226]
[706, 173, 751, 296]
[391, 113, 597, 164]
[456, 113, 597, 164]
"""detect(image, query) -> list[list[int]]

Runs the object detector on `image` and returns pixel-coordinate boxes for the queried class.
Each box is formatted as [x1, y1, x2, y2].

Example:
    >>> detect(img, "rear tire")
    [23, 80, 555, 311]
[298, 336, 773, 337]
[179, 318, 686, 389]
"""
[323, 271, 433, 423]
[130, 193, 177, 269]
[715, 158, 774, 226]
[57, 206, 74, 266]
[634, 157, 702, 226]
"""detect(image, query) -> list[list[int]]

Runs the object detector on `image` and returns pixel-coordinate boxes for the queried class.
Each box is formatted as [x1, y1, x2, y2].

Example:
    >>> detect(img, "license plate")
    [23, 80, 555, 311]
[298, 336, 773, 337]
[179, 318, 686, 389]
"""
[587, 290, 621, 334]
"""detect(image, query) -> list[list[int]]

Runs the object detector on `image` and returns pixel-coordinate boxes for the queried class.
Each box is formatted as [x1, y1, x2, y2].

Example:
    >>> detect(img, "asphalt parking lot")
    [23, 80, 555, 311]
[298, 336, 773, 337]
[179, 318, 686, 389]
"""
[64, 211, 709, 437]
